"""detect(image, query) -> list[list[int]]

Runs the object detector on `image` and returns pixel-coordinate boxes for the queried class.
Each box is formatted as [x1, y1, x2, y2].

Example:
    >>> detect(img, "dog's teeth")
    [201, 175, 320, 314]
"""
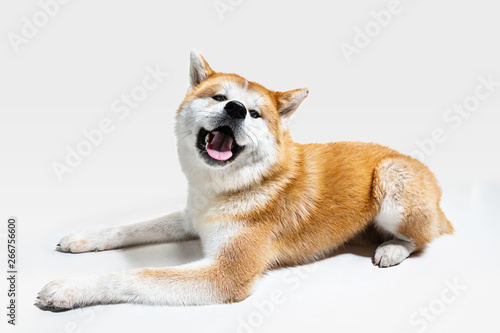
[205, 133, 210, 144]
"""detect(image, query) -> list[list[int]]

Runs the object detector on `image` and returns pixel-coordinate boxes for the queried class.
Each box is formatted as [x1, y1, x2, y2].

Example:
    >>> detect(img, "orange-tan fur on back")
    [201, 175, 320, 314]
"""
[177, 52, 452, 271]
[213, 140, 453, 268]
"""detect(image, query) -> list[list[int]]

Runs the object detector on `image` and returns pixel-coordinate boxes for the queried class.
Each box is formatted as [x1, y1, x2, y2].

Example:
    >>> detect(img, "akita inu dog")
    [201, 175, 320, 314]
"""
[37, 51, 453, 310]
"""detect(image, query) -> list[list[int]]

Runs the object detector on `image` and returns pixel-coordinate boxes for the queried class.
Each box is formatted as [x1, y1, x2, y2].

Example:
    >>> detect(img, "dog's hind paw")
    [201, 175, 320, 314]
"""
[373, 239, 415, 268]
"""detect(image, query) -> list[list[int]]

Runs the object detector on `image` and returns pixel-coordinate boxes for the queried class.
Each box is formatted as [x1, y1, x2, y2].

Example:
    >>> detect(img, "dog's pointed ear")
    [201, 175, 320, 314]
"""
[189, 50, 214, 87]
[275, 88, 309, 119]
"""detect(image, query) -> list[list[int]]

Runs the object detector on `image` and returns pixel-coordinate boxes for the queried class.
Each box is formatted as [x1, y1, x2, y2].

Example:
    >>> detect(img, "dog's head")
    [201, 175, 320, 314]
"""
[175, 51, 308, 192]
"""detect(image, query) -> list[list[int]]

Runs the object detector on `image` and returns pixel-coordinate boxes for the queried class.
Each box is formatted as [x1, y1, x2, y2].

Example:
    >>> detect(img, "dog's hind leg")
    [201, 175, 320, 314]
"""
[57, 211, 198, 253]
[371, 156, 453, 268]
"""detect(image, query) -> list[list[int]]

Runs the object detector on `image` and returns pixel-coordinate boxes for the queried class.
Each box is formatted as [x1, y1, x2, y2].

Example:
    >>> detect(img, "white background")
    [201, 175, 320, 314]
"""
[1, 0, 499, 332]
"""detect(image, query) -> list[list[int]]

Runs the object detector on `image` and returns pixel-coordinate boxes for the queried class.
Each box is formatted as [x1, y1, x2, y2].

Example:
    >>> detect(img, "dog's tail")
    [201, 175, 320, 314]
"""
[439, 210, 454, 235]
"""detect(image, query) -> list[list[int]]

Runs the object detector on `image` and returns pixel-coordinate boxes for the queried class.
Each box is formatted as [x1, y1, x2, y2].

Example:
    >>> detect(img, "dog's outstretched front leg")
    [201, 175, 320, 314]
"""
[37, 226, 272, 310]
[57, 211, 197, 253]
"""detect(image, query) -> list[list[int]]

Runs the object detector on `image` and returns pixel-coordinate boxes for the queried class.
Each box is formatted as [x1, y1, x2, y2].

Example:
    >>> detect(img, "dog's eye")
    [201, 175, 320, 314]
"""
[212, 95, 227, 102]
[249, 110, 261, 119]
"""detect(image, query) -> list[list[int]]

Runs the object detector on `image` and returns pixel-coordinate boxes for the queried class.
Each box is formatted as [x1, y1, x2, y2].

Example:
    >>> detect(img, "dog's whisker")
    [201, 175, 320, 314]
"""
[177, 130, 193, 144]
[247, 124, 268, 136]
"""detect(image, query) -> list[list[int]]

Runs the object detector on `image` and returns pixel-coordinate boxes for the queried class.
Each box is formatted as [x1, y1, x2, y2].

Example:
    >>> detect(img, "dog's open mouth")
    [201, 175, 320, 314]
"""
[197, 126, 244, 166]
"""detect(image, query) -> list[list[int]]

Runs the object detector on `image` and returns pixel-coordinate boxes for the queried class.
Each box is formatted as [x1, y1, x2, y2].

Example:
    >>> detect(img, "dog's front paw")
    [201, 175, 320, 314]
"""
[36, 279, 89, 311]
[57, 231, 114, 253]
[57, 232, 94, 253]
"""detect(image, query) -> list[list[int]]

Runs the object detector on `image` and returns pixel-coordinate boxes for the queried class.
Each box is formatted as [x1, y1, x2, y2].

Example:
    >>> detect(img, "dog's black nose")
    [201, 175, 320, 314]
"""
[225, 101, 247, 119]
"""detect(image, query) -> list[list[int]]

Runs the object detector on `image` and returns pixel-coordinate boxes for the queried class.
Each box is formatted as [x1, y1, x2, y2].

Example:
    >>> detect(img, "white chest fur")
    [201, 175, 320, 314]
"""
[184, 187, 245, 258]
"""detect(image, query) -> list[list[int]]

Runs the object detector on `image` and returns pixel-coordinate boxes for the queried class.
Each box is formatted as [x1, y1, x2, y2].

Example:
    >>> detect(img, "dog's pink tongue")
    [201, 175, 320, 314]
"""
[207, 131, 233, 161]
